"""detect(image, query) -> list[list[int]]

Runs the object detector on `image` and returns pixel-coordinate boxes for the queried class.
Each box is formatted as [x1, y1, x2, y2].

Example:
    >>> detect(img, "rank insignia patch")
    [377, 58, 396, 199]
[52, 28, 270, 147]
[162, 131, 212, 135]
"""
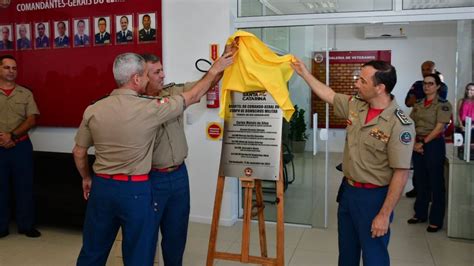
[395, 108, 412, 125]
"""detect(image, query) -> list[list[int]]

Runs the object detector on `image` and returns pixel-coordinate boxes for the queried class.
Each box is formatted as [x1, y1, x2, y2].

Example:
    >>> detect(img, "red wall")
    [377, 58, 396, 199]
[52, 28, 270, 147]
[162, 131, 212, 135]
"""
[0, 0, 162, 127]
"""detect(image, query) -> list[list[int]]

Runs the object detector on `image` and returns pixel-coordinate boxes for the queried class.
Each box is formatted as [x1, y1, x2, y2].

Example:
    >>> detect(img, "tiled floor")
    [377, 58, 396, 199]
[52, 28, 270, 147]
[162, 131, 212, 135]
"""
[0, 152, 473, 265]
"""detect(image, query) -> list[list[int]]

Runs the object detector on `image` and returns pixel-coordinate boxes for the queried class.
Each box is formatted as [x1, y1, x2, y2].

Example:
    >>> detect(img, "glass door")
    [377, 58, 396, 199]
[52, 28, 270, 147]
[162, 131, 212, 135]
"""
[238, 25, 331, 228]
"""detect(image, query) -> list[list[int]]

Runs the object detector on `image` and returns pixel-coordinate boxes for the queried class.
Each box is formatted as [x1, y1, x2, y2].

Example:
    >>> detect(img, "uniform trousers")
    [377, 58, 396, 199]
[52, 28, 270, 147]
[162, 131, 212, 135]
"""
[337, 179, 392, 266]
[150, 164, 190, 266]
[0, 139, 35, 233]
[77, 175, 157, 266]
[412, 137, 446, 228]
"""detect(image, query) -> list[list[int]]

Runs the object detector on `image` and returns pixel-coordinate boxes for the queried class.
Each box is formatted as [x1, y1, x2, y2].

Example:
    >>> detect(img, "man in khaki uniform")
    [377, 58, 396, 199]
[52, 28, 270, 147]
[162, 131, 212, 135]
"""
[73, 52, 233, 266]
[0, 55, 41, 238]
[291, 59, 415, 266]
[141, 44, 236, 265]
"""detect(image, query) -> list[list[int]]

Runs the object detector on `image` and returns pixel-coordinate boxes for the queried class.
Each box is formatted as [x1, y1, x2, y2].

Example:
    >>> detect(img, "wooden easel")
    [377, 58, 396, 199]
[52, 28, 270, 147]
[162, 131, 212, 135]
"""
[206, 153, 285, 265]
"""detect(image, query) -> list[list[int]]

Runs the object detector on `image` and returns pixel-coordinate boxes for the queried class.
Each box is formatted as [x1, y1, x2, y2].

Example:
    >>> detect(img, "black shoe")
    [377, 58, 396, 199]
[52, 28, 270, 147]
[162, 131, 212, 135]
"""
[407, 217, 426, 224]
[0, 231, 9, 238]
[19, 228, 41, 238]
[405, 189, 417, 198]
[426, 225, 440, 233]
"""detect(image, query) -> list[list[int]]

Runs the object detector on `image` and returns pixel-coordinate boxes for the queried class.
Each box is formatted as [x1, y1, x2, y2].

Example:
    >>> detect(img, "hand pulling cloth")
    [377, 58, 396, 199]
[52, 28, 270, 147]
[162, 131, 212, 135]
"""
[220, 30, 295, 121]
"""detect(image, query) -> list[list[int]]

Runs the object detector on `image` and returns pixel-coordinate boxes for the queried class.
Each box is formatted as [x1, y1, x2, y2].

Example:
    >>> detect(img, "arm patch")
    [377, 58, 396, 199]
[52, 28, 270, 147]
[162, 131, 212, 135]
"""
[395, 108, 412, 125]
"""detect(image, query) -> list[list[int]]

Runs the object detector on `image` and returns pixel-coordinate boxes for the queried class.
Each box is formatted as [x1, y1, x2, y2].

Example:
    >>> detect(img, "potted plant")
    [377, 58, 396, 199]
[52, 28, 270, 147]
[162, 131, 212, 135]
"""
[289, 105, 308, 153]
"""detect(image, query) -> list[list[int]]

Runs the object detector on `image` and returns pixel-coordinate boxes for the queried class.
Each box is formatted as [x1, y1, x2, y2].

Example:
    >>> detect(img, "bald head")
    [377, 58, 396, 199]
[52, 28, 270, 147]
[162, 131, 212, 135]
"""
[421, 60, 436, 78]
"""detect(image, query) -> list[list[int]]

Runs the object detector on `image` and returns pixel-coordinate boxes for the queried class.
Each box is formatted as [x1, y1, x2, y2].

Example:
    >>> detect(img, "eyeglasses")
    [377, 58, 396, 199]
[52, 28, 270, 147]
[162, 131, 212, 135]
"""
[423, 81, 435, 86]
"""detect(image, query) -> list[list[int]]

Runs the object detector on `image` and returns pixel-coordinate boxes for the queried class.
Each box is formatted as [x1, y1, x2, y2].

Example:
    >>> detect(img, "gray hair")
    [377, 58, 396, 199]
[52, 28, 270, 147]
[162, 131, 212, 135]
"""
[113, 53, 146, 86]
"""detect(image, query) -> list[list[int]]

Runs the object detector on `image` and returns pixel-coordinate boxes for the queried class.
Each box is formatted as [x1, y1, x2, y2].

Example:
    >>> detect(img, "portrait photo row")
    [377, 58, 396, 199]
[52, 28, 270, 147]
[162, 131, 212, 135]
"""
[0, 12, 157, 51]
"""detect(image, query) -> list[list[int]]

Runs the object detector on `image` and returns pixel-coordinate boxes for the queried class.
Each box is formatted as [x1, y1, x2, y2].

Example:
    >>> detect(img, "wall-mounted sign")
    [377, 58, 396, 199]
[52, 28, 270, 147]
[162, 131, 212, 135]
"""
[209, 43, 219, 62]
[207, 122, 223, 141]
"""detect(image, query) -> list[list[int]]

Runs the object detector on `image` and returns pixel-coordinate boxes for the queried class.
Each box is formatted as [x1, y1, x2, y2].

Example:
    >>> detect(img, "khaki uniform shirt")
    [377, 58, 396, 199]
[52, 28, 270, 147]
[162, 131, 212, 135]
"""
[0, 85, 40, 132]
[152, 82, 195, 168]
[333, 93, 415, 186]
[74, 88, 184, 175]
[409, 97, 452, 136]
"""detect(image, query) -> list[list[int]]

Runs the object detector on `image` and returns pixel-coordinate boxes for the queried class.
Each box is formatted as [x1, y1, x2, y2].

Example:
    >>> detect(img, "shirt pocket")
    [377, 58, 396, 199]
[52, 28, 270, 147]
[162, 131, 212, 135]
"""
[363, 137, 387, 154]
[14, 99, 28, 116]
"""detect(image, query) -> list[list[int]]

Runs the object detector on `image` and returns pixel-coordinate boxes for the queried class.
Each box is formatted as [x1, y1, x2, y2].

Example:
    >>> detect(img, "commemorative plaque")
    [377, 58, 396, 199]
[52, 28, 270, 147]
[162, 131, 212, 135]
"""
[219, 91, 283, 180]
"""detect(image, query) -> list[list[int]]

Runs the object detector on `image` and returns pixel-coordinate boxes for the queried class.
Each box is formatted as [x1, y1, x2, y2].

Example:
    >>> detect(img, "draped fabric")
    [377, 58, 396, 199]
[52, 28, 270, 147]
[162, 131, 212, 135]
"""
[220, 30, 295, 121]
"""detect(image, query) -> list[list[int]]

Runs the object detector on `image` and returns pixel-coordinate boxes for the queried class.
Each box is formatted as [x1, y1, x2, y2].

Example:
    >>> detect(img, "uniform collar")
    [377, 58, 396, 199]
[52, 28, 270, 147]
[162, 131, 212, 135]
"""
[359, 95, 399, 127]
[417, 96, 439, 107]
[110, 88, 139, 96]
[0, 84, 19, 97]
[378, 96, 399, 122]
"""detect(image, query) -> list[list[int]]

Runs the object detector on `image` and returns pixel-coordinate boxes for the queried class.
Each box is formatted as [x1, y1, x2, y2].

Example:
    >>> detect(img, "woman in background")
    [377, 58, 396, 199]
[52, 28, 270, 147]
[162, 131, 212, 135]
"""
[407, 73, 452, 232]
[457, 82, 474, 139]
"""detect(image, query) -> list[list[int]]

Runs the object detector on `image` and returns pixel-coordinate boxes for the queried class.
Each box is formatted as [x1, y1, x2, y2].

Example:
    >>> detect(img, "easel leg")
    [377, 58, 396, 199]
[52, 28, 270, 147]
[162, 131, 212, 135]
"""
[241, 178, 254, 263]
[276, 160, 285, 266]
[255, 180, 268, 258]
[206, 175, 226, 266]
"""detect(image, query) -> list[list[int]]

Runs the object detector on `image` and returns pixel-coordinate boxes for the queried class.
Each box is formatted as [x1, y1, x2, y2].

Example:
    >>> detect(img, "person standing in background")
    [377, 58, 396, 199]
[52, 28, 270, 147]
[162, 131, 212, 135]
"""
[0, 55, 41, 238]
[407, 73, 452, 233]
[404, 60, 448, 198]
[456, 82, 474, 138]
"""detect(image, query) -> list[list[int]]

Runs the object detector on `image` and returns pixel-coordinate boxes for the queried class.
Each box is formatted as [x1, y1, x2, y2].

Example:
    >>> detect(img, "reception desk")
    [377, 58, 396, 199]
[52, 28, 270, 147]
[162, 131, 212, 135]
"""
[446, 146, 474, 240]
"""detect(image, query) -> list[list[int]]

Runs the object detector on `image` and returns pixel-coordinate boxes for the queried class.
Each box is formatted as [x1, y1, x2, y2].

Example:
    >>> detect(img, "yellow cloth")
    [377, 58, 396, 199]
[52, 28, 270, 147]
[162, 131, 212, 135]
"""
[220, 30, 295, 121]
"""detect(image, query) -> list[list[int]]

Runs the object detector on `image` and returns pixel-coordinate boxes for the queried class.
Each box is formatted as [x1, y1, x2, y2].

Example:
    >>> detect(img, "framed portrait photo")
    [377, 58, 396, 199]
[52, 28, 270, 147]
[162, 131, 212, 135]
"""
[93, 16, 111, 46]
[15, 23, 32, 50]
[0, 24, 14, 51]
[73, 18, 91, 47]
[53, 20, 70, 48]
[138, 12, 157, 43]
[115, 14, 133, 45]
[34, 21, 50, 49]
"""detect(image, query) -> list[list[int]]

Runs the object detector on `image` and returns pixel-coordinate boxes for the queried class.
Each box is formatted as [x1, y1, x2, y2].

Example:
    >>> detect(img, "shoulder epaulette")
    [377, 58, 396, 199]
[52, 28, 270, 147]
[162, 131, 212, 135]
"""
[395, 108, 412, 125]
[163, 82, 178, 90]
[137, 94, 160, 100]
[438, 97, 448, 103]
[90, 94, 109, 105]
